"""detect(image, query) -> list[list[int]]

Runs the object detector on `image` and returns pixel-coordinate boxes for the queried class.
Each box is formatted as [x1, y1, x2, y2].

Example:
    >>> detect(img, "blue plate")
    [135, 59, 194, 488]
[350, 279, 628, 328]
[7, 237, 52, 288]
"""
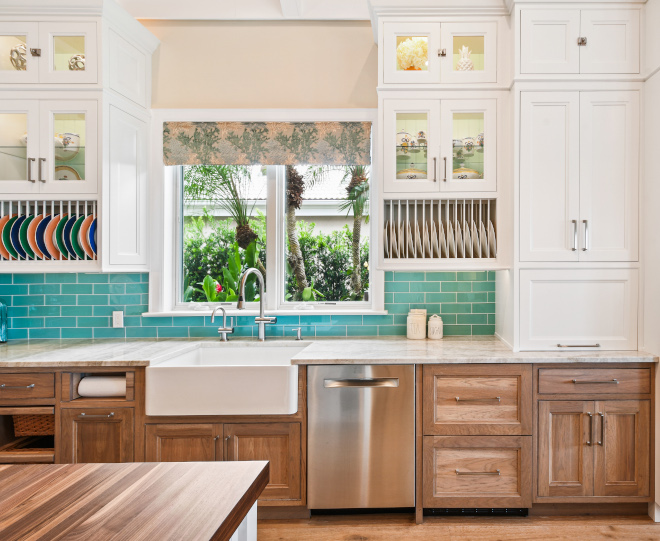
[36, 215, 52, 260]
[10, 215, 27, 259]
[63, 214, 78, 261]
[88, 218, 97, 255]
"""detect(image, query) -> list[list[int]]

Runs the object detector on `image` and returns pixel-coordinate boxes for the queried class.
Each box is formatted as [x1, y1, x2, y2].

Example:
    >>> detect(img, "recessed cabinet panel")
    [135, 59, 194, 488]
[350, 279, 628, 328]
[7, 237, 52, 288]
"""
[580, 10, 640, 74]
[383, 23, 441, 84]
[38, 22, 97, 84]
[440, 22, 497, 83]
[0, 100, 40, 193]
[145, 424, 221, 462]
[521, 10, 580, 74]
[108, 29, 148, 107]
[0, 22, 39, 83]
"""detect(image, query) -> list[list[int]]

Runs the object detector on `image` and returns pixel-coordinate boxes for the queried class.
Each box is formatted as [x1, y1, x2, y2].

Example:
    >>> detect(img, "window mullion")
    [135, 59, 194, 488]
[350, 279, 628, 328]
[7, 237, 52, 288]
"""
[265, 165, 280, 311]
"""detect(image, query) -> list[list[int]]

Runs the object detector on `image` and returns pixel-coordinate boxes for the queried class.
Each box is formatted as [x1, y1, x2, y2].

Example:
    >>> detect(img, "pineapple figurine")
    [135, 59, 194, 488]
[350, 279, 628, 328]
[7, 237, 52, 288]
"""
[456, 46, 474, 71]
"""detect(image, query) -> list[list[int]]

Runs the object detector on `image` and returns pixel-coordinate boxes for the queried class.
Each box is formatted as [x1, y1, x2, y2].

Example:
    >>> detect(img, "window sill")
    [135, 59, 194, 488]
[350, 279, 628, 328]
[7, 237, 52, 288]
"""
[142, 309, 389, 317]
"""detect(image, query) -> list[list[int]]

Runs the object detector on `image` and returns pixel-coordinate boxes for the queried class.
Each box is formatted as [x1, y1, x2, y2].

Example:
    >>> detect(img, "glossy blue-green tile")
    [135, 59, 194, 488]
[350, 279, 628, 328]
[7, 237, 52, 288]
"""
[125, 305, 148, 316]
[77, 294, 109, 306]
[141, 273, 149, 282]
[0, 274, 12, 284]
[438, 314, 457, 325]
[14, 274, 44, 284]
[142, 316, 171, 326]
[385, 303, 409, 314]
[488, 292, 496, 302]
[109, 294, 140, 306]
[12, 317, 43, 328]
[472, 325, 495, 335]
[275, 315, 300, 325]
[441, 282, 471, 292]
[472, 303, 495, 314]
[172, 316, 205, 326]
[126, 283, 149, 294]
[109, 273, 142, 283]
[94, 283, 126, 295]
[78, 274, 109, 283]
[7, 306, 28, 318]
[378, 325, 407, 336]
[28, 305, 60, 317]
[488, 271, 496, 281]
[61, 305, 91, 317]
[457, 271, 488, 281]
[410, 282, 440, 292]
[347, 325, 378, 336]
[443, 325, 472, 336]
[394, 293, 425, 304]
[232, 326, 253, 337]
[189, 326, 219, 338]
[94, 305, 119, 316]
[13, 295, 43, 306]
[61, 283, 92, 295]
[457, 292, 488, 303]
[157, 327, 189, 338]
[78, 317, 110, 328]
[426, 272, 457, 281]
[123, 316, 142, 327]
[315, 325, 346, 337]
[264, 325, 284, 337]
[46, 273, 76, 284]
[413, 303, 440, 313]
[363, 315, 393, 325]
[384, 293, 393, 304]
[441, 303, 471, 314]
[384, 272, 394, 282]
[457, 314, 488, 325]
[127, 327, 157, 338]
[29, 284, 60, 295]
[235, 316, 254, 326]
[61, 327, 93, 339]
[46, 317, 77, 327]
[385, 282, 409, 293]
[29, 328, 60, 339]
[394, 272, 425, 282]
[488, 313, 496, 325]
[426, 293, 457, 303]
[393, 315, 407, 325]
[141, 294, 149, 304]
[300, 315, 331, 325]
[8, 328, 28, 339]
[473, 281, 495, 292]
[45, 295, 75, 306]
[0, 285, 28, 295]
[94, 327, 126, 338]
[330, 315, 363, 325]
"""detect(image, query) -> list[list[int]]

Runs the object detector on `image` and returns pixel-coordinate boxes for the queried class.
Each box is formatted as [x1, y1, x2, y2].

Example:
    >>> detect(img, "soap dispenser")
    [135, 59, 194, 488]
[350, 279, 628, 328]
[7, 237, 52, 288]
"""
[0, 300, 7, 343]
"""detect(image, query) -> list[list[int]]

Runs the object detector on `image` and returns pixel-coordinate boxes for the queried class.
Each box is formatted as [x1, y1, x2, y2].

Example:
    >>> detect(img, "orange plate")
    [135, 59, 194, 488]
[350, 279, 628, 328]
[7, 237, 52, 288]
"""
[79, 214, 94, 259]
[27, 214, 44, 260]
[44, 214, 63, 260]
[0, 214, 17, 259]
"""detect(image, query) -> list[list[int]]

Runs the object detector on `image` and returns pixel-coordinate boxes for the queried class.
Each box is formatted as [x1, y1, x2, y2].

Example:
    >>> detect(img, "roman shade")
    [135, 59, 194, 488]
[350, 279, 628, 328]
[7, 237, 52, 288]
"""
[163, 121, 372, 166]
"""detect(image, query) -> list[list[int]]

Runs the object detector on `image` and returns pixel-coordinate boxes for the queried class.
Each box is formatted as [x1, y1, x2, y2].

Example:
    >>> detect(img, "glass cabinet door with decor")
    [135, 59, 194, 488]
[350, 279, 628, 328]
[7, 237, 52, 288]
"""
[38, 22, 97, 84]
[439, 23, 497, 83]
[0, 100, 40, 193]
[39, 100, 97, 194]
[383, 99, 440, 193]
[383, 23, 441, 84]
[0, 22, 40, 83]
[440, 99, 496, 192]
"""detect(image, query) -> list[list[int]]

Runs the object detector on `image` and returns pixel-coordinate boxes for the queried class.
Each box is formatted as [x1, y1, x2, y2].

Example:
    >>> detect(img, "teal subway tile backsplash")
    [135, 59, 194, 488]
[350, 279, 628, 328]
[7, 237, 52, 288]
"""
[0, 272, 496, 340]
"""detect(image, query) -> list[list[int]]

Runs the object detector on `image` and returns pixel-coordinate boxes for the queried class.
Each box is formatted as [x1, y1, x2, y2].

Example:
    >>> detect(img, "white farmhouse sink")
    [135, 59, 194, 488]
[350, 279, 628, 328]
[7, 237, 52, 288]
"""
[145, 344, 308, 416]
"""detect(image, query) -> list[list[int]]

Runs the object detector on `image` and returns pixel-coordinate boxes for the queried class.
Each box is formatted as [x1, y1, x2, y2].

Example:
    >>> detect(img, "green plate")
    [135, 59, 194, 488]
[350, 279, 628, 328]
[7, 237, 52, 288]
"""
[2, 216, 19, 259]
[70, 215, 85, 259]
[55, 214, 69, 259]
[19, 215, 35, 260]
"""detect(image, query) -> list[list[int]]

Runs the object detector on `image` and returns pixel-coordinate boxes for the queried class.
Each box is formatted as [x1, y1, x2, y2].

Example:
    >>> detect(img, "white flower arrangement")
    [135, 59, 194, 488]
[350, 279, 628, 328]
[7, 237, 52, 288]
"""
[396, 37, 428, 70]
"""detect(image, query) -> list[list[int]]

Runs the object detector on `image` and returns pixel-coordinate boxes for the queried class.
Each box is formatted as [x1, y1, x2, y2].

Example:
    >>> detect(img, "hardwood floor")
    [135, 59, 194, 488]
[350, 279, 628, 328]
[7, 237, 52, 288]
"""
[258, 514, 660, 540]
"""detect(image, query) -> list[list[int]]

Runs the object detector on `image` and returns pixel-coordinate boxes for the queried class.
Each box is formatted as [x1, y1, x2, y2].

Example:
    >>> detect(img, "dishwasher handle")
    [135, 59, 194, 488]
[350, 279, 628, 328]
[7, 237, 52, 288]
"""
[323, 377, 399, 388]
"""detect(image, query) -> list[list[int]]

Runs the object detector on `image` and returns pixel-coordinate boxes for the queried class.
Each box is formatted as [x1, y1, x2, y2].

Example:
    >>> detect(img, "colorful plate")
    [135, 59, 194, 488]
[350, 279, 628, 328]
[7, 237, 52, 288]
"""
[54, 165, 81, 181]
[10, 215, 27, 259]
[88, 218, 97, 255]
[19, 215, 36, 259]
[55, 214, 70, 260]
[70, 215, 86, 259]
[45, 214, 63, 260]
[0, 214, 17, 259]
[27, 214, 44, 260]
[36, 215, 52, 260]
[79, 214, 94, 259]
[63, 215, 78, 260]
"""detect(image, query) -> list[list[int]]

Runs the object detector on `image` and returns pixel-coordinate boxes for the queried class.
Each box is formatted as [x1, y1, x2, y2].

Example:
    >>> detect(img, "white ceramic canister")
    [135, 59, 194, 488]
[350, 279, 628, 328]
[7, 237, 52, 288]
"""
[428, 314, 443, 340]
[407, 313, 427, 340]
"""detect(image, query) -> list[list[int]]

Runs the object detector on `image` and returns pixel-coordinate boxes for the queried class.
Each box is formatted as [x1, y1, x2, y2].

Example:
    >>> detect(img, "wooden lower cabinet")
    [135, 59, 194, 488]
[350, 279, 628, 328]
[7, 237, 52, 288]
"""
[145, 424, 222, 462]
[538, 400, 650, 500]
[60, 408, 134, 463]
[423, 435, 532, 508]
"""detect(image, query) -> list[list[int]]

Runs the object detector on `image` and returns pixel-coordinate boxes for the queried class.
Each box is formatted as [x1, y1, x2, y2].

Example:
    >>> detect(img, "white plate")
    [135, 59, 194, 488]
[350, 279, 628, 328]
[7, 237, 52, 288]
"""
[480, 222, 488, 258]
[384, 221, 389, 258]
[424, 221, 432, 258]
[431, 221, 439, 258]
[398, 221, 405, 258]
[390, 221, 399, 258]
[439, 221, 447, 258]
[488, 220, 497, 258]
[415, 222, 423, 258]
[406, 221, 414, 258]
[464, 221, 472, 258]
[455, 220, 464, 258]
[447, 221, 456, 258]
[472, 221, 480, 258]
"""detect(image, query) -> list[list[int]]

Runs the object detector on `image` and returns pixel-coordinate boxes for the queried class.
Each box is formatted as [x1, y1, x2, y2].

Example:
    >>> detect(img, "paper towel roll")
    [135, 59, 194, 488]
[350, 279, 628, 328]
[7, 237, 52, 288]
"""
[77, 376, 126, 398]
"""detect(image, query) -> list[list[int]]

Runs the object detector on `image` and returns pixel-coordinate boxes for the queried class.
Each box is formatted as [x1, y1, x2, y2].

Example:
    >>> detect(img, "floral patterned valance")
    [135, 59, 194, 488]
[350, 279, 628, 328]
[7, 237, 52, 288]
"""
[163, 121, 372, 166]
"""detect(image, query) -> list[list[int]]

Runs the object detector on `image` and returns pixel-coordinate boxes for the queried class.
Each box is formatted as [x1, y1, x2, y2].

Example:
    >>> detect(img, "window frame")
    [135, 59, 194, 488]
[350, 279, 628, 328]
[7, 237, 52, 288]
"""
[148, 108, 383, 316]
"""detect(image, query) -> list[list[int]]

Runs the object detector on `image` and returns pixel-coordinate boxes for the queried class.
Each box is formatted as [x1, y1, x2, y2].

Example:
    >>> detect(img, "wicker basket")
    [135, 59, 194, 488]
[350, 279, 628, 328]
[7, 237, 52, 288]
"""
[13, 415, 55, 437]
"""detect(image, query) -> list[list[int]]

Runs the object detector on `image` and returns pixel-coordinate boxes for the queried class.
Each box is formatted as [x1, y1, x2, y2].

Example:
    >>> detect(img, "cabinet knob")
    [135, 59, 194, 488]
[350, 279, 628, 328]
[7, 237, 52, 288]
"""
[30, 48, 41, 57]
[438, 49, 447, 57]
[577, 37, 587, 46]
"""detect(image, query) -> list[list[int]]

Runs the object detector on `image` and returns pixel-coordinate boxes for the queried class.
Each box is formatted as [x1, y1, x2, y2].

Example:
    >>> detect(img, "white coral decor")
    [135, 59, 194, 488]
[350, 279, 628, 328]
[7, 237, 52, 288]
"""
[397, 37, 428, 70]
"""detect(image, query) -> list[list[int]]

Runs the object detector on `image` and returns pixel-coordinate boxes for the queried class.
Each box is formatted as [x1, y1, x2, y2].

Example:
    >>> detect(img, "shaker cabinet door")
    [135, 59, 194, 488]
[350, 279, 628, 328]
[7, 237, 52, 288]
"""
[0, 22, 40, 84]
[580, 10, 640, 74]
[145, 424, 222, 462]
[520, 10, 580, 74]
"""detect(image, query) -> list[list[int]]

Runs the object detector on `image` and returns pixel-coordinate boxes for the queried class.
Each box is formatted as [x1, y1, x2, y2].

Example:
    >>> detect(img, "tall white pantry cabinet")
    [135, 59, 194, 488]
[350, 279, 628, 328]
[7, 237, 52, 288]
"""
[0, 0, 158, 272]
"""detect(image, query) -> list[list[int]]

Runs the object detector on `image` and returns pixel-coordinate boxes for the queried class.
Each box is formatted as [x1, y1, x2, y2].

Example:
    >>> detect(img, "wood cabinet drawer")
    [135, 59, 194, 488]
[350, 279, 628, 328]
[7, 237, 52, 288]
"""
[422, 436, 532, 508]
[0, 373, 55, 399]
[423, 365, 532, 435]
[538, 368, 650, 395]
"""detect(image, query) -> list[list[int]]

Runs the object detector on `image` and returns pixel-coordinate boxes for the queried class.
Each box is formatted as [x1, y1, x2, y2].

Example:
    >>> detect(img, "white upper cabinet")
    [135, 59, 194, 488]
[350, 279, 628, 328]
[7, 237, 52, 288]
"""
[0, 99, 40, 193]
[0, 22, 98, 84]
[520, 9, 640, 75]
[383, 21, 497, 84]
[520, 91, 639, 263]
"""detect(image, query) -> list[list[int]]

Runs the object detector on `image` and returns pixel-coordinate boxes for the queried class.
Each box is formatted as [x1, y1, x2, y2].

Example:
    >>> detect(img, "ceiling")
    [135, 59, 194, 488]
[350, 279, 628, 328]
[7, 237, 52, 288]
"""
[115, 0, 371, 20]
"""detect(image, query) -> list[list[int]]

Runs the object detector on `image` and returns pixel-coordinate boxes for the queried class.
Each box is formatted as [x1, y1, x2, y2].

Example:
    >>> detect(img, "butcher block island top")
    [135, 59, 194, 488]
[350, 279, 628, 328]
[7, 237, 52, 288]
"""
[0, 461, 269, 541]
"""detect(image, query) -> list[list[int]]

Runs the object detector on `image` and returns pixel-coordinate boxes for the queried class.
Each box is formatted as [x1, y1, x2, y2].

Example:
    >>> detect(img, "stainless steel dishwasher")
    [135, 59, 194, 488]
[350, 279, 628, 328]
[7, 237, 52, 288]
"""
[307, 364, 415, 509]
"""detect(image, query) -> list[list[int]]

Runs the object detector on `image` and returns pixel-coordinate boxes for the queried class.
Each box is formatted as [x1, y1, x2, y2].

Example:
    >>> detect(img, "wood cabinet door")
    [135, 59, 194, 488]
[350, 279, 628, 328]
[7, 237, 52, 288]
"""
[537, 401, 594, 498]
[224, 423, 301, 501]
[580, 10, 640, 74]
[60, 408, 134, 464]
[594, 400, 650, 498]
[145, 424, 222, 462]
[520, 9, 581, 74]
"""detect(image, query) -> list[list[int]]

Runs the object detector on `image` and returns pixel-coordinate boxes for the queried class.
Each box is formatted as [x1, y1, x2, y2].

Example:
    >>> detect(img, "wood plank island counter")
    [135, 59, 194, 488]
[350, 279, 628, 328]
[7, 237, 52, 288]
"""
[0, 461, 269, 541]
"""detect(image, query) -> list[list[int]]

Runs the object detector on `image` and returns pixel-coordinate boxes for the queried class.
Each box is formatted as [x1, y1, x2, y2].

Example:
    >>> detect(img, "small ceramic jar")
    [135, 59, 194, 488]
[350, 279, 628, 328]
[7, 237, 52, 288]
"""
[428, 314, 443, 340]
[407, 313, 426, 340]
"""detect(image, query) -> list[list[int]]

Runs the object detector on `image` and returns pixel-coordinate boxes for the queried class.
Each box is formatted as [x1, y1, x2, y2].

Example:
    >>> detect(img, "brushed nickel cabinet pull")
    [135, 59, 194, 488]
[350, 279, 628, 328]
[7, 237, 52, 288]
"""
[324, 378, 399, 388]
[571, 220, 578, 251]
[433, 157, 437, 182]
[456, 469, 500, 476]
[38, 158, 46, 183]
[455, 396, 501, 403]
[78, 412, 115, 419]
[598, 412, 604, 446]
[28, 158, 35, 182]
[572, 379, 618, 385]
[443, 157, 447, 181]
[213, 435, 220, 441]
[582, 219, 588, 251]
[0, 383, 35, 389]
[557, 344, 600, 348]
[586, 412, 593, 446]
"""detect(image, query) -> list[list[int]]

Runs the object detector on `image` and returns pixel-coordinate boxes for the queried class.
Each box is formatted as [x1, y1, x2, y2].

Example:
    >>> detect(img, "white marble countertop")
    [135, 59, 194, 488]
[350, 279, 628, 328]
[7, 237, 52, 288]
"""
[0, 336, 656, 368]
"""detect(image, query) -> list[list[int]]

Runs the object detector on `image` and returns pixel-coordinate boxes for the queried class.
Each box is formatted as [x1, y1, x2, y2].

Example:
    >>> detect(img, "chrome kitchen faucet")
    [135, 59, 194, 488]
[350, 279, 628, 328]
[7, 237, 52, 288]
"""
[237, 268, 277, 341]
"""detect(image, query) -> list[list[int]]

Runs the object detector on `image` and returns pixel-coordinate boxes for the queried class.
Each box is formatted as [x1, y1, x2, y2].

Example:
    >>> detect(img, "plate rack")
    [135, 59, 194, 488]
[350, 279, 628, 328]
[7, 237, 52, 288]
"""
[0, 199, 98, 264]
[383, 198, 496, 261]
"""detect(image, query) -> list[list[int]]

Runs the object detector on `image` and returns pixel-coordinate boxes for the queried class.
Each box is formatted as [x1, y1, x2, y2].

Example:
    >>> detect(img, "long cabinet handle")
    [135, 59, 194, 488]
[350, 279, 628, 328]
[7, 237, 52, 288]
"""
[455, 396, 501, 403]
[571, 220, 578, 251]
[324, 378, 399, 388]
[557, 344, 600, 348]
[433, 157, 437, 182]
[582, 219, 588, 251]
[586, 412, 593, 446]
[443, 157, 447, 182]
[0, 383, 35, 389]
[38, 158, 46, 183]
[28, 158, 35, 183]
[598, 412, 604, 446]
[78, 412, 115, 419]
[456, 469, 500, 476]
[573, 379, 618, 385]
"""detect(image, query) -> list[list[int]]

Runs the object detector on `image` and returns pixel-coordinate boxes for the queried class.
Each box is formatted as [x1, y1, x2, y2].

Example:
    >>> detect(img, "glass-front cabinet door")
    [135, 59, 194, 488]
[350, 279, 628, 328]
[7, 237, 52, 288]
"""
[440, 99, 496, 192]
[39, 100, 98, 194]
[0, 22, 39, 83]
[384, 99, 440, 193]
[38, 22, 97, 84]
[440, 23, 497, 83]
[383, 23, 441, 84]
[0, 100, 40, 193]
